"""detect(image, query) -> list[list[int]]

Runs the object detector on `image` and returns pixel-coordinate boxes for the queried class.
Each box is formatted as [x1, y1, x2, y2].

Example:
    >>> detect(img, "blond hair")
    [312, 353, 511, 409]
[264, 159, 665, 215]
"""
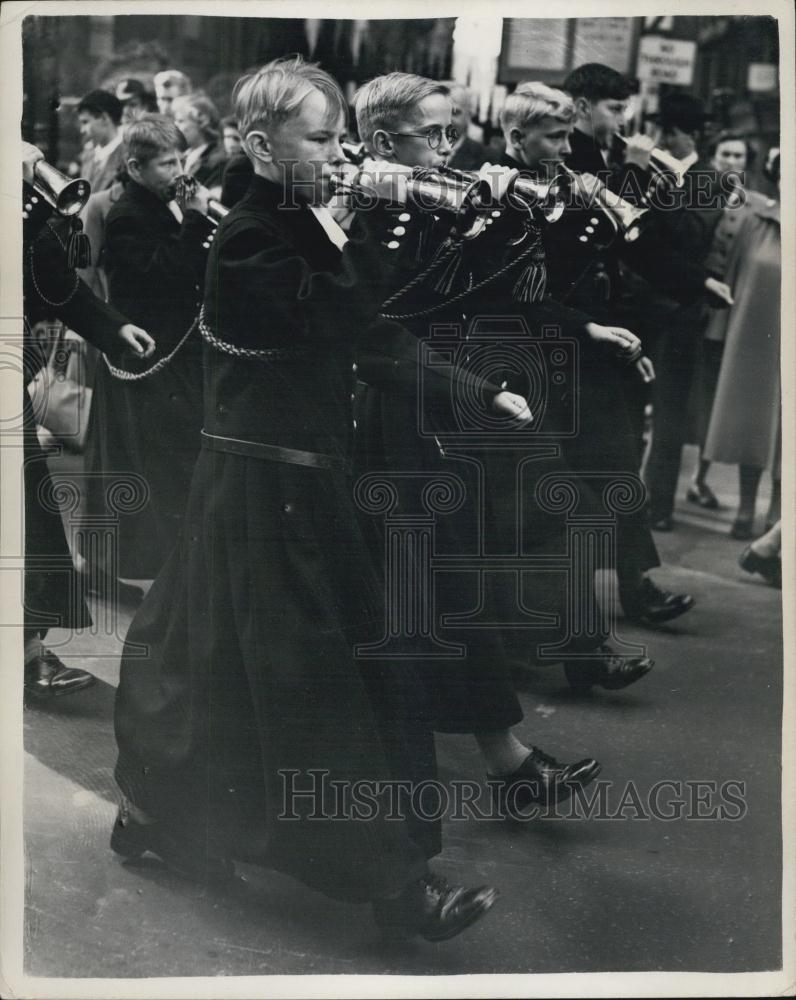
[499, 82, 575, 135]
[172, 92, 220, 141]
[233, 56, 346, 139]
[354, 73, 449, 147]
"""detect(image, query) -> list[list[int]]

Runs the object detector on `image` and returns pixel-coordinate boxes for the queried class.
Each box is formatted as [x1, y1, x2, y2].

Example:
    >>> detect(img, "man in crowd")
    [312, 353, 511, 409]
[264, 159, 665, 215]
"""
[77, 89, 125, 193]
[153, 69, 192, 116]
[441, 80, 488, 170]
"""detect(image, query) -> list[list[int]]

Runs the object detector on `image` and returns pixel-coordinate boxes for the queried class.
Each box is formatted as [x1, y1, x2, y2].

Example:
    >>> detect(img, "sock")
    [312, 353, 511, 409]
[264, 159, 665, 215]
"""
[475, 731, 531, 776]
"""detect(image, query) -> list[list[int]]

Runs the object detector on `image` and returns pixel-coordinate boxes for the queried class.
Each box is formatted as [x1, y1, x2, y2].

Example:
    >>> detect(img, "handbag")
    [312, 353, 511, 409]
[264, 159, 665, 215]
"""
[27, 323, 93, 452]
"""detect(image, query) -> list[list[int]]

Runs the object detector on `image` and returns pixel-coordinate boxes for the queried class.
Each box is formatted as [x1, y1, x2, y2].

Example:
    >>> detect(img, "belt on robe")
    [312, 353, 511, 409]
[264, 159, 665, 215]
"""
[201, 429, 348, 472]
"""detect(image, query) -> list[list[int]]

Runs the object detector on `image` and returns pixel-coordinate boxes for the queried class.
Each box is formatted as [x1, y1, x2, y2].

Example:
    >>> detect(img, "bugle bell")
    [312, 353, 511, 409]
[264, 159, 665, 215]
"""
[561, 166, 649, 242]
[32, 159, 91, 217]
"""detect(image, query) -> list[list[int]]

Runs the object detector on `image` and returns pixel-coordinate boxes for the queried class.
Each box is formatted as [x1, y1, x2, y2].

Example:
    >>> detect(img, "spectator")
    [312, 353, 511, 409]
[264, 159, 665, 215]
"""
[440, 81, 488, 170]
[703, 150, 781, 538]
[221, 115, 242, 157]
[153, 69, 192, 117]
[172, 92, 226, 193]
[116, 78, 158, 124]
[77, 89, 125, 192]
[688, 132, 771, 511]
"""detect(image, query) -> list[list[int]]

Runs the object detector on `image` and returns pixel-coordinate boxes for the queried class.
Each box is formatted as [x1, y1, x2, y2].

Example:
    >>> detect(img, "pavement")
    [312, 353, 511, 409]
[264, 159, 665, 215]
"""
[20, 447, 784, 978]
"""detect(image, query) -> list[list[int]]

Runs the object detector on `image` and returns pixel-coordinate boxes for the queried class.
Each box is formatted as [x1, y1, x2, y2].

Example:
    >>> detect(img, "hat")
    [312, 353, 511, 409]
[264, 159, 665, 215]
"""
[648, 93, 710, 132]
[116, 78, 147, 103]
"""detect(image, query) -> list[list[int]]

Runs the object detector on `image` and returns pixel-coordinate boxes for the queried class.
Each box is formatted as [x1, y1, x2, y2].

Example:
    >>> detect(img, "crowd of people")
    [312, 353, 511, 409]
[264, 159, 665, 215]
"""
[21, 54, 781, 943]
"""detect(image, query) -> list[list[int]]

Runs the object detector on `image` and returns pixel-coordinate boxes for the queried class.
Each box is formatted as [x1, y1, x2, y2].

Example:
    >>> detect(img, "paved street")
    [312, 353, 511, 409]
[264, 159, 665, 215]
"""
[20, 448, 783, 978]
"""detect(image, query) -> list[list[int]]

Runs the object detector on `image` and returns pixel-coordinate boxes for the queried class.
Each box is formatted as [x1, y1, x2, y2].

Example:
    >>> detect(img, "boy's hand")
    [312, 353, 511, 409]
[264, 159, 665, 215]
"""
[492, 390, 533, 423]
[118, 324, 155, 359]
[622, 133, 656, 171]
[356, 159, 413, 204]
[23, 141, 45, 186]
[184, 182, 211, 215]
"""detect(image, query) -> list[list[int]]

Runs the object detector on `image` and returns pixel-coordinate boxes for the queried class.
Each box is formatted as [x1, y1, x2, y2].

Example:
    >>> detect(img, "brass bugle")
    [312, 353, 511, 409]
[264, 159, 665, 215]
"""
[615, 133, 694, 189]
[174, 174, 229, 226]
[32, 159, 91, 216]
[330, 168, 493, 240]
[561, 166, 649, 242]
[439, 164, 564, 222]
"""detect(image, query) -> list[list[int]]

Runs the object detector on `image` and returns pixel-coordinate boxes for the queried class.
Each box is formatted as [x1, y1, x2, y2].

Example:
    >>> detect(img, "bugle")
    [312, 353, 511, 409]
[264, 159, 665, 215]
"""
[31, 159, 91, 216]
[174, 174, 229, 225]
[439, 164, 565, 222]
[615, 133, 695, 189]
[560, 166, 649, 242]
[330, 167, 494, 240]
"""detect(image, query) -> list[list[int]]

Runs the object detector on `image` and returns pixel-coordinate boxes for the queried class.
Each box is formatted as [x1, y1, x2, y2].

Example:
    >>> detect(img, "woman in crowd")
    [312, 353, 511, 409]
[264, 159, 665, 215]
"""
[703, 148, 781, 539]
[171, 92, 227, 195]
[687, 132, 772, 516]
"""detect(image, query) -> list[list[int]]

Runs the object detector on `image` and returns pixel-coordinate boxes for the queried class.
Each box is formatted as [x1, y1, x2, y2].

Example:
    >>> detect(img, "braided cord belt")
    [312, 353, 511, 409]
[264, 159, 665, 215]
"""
[103, 317, 198, 381]
[198, 307, 309, 361]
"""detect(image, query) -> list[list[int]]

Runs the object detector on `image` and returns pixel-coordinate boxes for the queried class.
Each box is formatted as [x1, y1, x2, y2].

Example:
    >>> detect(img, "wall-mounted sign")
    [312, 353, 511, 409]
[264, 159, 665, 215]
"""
[637, 35, 696, 85]
[504, 18, 569, 72]
[499, 17, 642, 85]
[572, 18, 635, 74]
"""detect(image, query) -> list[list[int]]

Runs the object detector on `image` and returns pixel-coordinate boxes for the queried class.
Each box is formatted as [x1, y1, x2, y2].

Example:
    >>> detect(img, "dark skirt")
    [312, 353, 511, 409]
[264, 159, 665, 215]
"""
[114, 446, 437, 902]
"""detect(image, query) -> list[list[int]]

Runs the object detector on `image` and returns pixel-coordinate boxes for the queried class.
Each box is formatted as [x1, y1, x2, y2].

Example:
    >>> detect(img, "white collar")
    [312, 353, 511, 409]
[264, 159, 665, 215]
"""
[309, 204, 349, 251]
[184, 143, 209, 174]
[94, 131, 122, 164]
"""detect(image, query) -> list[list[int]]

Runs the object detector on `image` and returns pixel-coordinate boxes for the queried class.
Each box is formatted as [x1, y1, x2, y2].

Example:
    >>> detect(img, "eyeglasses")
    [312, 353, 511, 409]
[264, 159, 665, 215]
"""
[385, 125, 458, 150]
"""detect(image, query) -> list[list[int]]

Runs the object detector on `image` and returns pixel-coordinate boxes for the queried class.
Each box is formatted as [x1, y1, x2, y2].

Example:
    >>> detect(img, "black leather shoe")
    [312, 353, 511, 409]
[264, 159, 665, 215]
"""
[373, 873, 498, 943]
[111, 799, 234, 883]
[686, 483, 719, 509]
[564, 644, 653, 694]
[620, 576, 695, 626]
[739, 546, 781, 588]
[24, 651, 95, 700]
[488, 747, 601, 813]
[651, 515, 673, 532]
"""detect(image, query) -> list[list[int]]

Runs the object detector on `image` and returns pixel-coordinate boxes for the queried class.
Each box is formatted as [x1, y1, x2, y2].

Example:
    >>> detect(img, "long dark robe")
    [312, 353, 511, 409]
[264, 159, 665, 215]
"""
[114, 176, 437, 902]
[81, 180, 213, 578]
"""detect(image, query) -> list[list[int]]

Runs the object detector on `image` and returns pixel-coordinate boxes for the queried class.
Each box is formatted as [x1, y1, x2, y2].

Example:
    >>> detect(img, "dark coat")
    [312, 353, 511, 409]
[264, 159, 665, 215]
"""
[115, 176, 439, 902]
[495, 153, 662, 581]
[355, 195, 613, 719]
[23, 185, 128, 633]
[220, 152, 253, 208]
[82, 180, 214, 578]
[448, 136, 489, 171]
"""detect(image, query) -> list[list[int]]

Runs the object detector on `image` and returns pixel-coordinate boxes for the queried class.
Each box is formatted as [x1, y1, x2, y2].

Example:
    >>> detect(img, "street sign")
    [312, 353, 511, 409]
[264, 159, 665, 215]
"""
[637, 35, 697, 85]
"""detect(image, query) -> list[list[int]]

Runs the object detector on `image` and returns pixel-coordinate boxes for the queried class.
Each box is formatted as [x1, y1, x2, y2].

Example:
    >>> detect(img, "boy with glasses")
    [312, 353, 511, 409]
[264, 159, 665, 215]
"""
[351, 72, 659, 815]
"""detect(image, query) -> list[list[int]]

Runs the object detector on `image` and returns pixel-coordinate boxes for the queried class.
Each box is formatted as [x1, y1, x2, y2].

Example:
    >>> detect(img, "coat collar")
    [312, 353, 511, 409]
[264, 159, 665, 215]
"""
[124, 178, 179, 224]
